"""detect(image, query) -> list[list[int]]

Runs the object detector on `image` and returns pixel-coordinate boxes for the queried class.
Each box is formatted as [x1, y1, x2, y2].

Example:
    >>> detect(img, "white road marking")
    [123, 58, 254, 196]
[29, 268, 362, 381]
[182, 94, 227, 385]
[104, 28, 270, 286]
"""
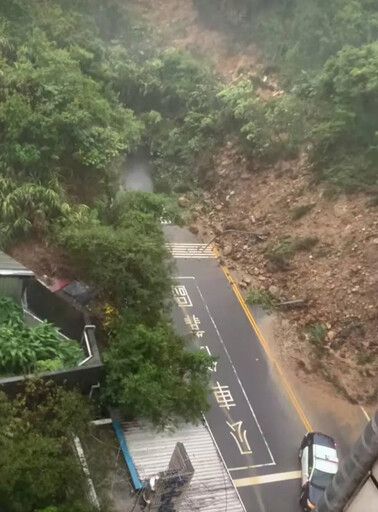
[194, 281, 275, 467]
[166, 243, 217, 259]
[212, 382, 236, 409]
[227, 420, 253, 455]
[172, 284, 193, 307]
[174, 276, 195, 279]
[233, 470, 302, 488]
[360, 406, 371, 422]
[228, 463, 276, 471]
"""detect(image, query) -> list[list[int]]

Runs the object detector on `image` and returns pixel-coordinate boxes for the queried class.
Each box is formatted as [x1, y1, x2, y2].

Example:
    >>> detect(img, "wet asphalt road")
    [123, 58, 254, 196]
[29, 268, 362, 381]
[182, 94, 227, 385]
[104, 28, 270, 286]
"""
[166, 225, 307, 512]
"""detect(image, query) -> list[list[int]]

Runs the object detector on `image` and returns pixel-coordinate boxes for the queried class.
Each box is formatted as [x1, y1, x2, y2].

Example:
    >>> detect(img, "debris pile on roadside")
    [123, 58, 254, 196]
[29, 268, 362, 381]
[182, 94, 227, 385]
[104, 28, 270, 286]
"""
[188, 142, 378, 404]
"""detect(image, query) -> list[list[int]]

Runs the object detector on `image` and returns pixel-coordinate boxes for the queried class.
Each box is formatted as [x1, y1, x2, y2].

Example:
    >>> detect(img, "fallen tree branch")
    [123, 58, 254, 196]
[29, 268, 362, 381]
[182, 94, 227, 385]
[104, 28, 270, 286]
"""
[202, 230, 268, 252]
[276, 299, 307, 310]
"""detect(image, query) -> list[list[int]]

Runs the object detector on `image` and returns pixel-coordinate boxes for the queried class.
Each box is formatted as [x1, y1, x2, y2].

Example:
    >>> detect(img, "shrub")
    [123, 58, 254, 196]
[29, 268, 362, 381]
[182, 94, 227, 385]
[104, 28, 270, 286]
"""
[291, 203, 315, 220]
[0, 379, 93, 512]
[218, 79, 306, 161]
[0, 297, 83, 376]
[306, 323, 327, 346]
[267, 236, 319, 265]
[103, 316, 214, 427]
[57, 223, 172, 322]
[246, 288, 276, 312]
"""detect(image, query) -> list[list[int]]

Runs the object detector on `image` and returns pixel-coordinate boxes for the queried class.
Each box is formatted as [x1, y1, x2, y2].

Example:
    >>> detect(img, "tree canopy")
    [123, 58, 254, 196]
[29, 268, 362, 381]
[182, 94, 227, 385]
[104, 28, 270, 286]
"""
[0, 380, 95, 512]
[103, 315, 214, 427]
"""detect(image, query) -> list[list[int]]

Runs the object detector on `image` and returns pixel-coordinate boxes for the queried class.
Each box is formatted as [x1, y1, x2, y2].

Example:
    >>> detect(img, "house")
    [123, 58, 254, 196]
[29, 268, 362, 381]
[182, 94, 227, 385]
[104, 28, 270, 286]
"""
[0, 250, 34, 302]
[0, 251, 102, 395]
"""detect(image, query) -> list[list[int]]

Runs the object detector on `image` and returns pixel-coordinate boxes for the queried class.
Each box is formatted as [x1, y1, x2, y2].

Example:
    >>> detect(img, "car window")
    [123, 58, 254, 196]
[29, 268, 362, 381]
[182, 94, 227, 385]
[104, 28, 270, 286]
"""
[311, 469, 334, 489]
[308, 443, 313, 470]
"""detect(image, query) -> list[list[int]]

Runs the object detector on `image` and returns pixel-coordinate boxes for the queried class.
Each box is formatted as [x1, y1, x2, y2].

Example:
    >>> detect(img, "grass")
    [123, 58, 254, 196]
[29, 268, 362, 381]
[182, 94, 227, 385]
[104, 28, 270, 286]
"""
[266, 236, 319, 266]
[246, 288, 276, 313]
[291, 203, 315, 220]
[306, 322, 327, 346]
[356, 352, 375, 366]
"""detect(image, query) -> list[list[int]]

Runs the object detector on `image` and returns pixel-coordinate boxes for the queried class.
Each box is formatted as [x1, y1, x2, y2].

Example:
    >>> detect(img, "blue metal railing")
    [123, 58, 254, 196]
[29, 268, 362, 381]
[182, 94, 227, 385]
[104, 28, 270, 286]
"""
[112, 420, 145, 490]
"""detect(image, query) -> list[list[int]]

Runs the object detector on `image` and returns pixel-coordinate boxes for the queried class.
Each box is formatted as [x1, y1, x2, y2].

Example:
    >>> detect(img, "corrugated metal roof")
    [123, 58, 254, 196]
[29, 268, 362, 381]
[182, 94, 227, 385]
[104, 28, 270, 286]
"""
[122, 420, 245, 512]
[0, 251, 34, 277]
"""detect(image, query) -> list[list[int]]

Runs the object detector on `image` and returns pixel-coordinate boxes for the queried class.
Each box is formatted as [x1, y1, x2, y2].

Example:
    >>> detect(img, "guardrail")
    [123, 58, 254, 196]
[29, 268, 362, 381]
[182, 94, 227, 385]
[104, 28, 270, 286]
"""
[78, 325, 96, 367]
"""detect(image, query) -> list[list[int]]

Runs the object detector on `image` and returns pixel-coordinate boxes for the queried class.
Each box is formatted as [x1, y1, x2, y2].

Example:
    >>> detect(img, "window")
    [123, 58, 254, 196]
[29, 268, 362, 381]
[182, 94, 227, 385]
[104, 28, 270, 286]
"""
[311, 469, 334, 489]
[308, 443, 313, 471]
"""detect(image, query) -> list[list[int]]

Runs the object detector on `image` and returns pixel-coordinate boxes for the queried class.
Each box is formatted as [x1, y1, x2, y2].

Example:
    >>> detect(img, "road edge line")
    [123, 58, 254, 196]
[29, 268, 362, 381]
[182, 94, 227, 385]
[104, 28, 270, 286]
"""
[212, 245, 313, 432]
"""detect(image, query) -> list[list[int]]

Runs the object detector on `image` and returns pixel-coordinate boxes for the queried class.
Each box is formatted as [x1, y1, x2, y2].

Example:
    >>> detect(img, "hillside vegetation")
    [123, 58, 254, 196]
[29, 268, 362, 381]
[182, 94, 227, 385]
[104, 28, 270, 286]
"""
[196, 0, 378, 191]
[0, 0, 216, 429]
[0, 0, 377, 508]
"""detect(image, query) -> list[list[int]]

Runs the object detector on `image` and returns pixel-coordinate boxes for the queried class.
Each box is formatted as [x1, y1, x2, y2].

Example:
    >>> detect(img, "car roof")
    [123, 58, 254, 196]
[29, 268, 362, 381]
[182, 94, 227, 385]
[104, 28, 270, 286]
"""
[313, 444, 338, 474]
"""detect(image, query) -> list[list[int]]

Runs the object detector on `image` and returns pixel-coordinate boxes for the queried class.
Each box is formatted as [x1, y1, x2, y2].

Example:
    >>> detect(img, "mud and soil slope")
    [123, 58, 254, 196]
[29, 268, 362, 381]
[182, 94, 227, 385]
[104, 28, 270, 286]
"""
[135, 0, 378, 404]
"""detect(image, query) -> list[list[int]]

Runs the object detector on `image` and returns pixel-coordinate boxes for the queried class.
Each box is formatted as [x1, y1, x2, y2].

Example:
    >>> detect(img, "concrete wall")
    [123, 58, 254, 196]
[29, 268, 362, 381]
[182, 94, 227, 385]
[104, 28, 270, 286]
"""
[26, 279, 86, 341]
[0, 363, 103, 397]
[0, 276, 23, 301]
[0, 278, 103, 397]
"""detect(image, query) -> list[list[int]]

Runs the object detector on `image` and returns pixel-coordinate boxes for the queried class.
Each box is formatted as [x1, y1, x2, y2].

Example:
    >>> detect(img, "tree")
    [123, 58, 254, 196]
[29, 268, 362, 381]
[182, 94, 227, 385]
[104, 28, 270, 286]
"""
[0, 21, 143, 184]
[0, 379, 95, 512]
[0, 176, 74, 246]
[310, 42, 378, 187]
[57, 222, 172, 322]
[103, 316, 214, 427]
[218, 79, 305, 160]
[109, 190, 182, 227]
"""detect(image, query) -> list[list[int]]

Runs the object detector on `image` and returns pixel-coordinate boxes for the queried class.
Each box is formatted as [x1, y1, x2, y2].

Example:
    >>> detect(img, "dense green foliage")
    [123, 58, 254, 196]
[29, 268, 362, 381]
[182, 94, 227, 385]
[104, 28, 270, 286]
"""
[0, 2, 142, 184]
[57, 191, 178, 319]
[103, 314, 213, 426]
[197, 0, 378, 190]
[0, 297, 83, 375]
[0, 176, 76, 244]
[0, 380, 97, 512]
[0, 0, 214, 428]
[56, 189, 215, 426]
[58, 222, 170, 322]
[218, 79, 305, 160]
[310, 42, 378, 188]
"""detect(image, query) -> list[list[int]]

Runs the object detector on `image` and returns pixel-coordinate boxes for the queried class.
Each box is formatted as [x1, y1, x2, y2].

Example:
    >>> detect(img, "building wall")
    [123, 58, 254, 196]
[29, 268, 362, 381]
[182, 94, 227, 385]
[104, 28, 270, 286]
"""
[0, 277, 23, 301]
[346, 459, 378, 511]
[0, 363, 103, 397]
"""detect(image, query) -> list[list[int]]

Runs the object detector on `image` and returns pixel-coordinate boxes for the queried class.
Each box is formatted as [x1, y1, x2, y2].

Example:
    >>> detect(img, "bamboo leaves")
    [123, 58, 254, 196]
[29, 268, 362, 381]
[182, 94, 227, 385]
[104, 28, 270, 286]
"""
[0, 176, 72, 244]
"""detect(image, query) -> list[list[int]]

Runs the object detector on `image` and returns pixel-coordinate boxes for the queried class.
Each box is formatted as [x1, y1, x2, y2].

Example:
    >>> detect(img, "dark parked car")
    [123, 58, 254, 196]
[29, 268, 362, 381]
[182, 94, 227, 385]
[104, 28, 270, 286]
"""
[299, 432, 339, 511]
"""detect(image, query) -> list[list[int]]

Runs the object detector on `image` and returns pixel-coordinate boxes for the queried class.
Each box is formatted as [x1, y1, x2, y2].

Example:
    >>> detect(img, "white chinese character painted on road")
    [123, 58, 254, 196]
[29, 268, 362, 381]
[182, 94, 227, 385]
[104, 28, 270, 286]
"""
[185, 314, 205, 338]
[200, 346, 217, 372]
[227, 421, 252, 455]
[212, 382, 235, 409]
[172, 285, 192, 308]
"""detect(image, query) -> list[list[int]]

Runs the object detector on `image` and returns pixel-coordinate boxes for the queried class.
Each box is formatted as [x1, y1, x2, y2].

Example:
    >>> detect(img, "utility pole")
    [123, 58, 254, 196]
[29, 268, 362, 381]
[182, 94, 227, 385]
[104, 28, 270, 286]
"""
[316, 410, 378, 512]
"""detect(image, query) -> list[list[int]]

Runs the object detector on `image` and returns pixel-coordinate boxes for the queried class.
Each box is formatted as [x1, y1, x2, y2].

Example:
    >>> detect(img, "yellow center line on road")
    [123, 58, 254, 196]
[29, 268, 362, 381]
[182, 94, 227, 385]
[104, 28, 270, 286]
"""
[211, 245, 313, 432]
[233, 470, 302, 488]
